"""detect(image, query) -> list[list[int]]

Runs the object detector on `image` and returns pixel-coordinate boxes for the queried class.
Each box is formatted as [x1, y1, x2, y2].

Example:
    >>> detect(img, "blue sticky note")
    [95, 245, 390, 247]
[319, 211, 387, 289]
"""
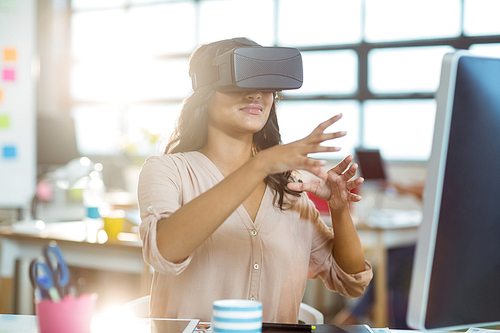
[2, 145, 17, 158]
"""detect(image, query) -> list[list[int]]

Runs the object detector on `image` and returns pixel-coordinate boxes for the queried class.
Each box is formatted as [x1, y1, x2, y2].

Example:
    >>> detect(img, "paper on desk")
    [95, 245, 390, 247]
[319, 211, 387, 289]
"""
[370, 328, 390, 333]
[466, 328, 500, 333]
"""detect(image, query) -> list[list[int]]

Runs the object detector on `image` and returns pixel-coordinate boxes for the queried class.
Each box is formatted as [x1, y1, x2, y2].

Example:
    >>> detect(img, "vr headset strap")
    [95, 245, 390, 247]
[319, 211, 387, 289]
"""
[191, 66, 219, 90]
[191, 38, 261, 90]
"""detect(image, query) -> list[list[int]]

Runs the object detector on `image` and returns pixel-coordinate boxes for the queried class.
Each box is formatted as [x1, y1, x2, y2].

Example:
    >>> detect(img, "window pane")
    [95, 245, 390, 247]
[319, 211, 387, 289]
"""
[469, 43, 500, 58]
[464, 0, 500, 36]
[285, 50, 358, 96]
[199, 0, 275, 46]
[128, 59, 192, 101]
[363, 100, 436, 160]
[71, 62, 125, 101]
[126, 103, 182, 156]
[71, 9, 127, 60]
[278, 100, 360, 159]
[277, 0, 362, 46]
[72, 0, 125, 10]
[71, 59, 191, 102]
[368, 46, 454, 94]
[365, 0, 461, 42]
[128, 3, 196, 56]
[72, 105, 122, 156]
[131, 0, 178, 3]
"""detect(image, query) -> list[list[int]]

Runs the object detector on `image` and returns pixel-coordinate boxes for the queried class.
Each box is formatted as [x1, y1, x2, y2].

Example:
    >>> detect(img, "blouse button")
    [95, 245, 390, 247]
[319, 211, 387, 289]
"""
[147, 206, 153, 212]
[250, 296, 256, 301]
[253, 263, 259, 270]
[251, 230, 257, 236]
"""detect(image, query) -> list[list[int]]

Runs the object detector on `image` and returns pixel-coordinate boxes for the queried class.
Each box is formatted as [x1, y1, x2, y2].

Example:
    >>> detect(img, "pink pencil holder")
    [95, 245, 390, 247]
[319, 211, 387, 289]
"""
[36, 294, 97, 333]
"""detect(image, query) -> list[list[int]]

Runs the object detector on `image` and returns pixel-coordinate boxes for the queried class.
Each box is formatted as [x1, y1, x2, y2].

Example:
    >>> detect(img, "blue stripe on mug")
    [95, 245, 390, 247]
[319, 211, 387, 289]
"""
[213, 305, 262, 312]
[213, 316, 262, 323]
[213, 328, 261, 333]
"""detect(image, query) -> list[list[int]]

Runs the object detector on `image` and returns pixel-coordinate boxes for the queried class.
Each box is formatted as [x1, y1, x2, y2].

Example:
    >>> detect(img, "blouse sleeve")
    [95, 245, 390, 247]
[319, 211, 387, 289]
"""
[137, 155, 193, 275]
[302, 194, 373, 298]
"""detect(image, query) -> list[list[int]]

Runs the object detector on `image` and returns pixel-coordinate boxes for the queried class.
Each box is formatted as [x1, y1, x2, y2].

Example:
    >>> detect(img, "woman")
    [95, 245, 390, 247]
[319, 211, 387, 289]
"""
[138, 38, 372, 323]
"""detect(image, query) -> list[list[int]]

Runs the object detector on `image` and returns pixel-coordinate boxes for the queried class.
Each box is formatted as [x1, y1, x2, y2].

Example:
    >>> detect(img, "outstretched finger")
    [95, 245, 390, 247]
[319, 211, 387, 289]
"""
[287, 181, 320, 193]
[296, 157, 328, 180]
[341, 162, 359, 181]
[349, 192, 363, 202]
[330, 155, 354, 175]
[317, 130, 347, 143]
[347, 177, 364, 191]
[311, 113, 343, 136]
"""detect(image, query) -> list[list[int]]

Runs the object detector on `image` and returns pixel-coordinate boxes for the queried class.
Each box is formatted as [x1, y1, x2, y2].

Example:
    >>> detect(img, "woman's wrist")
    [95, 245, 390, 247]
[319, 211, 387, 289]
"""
[328, 204, 351, 221]
[251, 150, 275, 177]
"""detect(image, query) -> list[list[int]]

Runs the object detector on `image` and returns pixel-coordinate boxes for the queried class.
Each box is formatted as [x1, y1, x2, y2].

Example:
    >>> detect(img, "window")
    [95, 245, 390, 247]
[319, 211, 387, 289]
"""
[69, 0, 500, 161]
[368, 46, 454, 94]
[199, 0, 275, 46]
[285, 50, 358, 96]
[278, 100, 360, 160]
[277, 0, 362, 46]
[363, 100, 436, 160]
[463, 0, 500, 36]
[364, 0, 461, 42]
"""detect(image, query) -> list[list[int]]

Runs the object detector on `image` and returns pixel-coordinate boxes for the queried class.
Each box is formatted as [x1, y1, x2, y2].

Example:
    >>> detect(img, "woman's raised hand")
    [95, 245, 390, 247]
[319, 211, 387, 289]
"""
[287, 155, 364, 211]
[257, 113, 347, 180]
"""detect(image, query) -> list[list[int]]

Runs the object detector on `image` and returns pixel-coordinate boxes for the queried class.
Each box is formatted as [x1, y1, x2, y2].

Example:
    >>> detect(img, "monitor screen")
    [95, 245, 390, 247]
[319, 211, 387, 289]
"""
[354, 148, 387, 181]
[407, 51, 500, 330]
[37, 114, 80, 170]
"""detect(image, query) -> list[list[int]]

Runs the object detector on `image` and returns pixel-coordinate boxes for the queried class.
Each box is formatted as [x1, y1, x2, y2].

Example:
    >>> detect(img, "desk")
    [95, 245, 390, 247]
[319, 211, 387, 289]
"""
[0, 314, 411, 333]
[320, 211, 419, 327]
[0, 315, 203, 333]
[356, 211, 421, 327]
[356, 219, 419, 328]
[0, 221, 150, 314]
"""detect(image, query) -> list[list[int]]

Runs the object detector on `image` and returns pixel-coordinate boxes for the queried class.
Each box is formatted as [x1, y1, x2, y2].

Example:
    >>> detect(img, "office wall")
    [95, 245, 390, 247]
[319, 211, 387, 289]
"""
[0, 0, 37, 211]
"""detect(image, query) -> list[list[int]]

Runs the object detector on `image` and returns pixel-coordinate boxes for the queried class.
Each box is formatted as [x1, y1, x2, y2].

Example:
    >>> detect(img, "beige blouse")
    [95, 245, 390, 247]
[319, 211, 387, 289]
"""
[138, 151, 372, 323]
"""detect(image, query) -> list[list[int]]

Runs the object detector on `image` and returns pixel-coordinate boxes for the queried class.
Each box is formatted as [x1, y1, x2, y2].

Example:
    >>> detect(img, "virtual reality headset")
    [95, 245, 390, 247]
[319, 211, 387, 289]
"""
[191, 43, 303, 93]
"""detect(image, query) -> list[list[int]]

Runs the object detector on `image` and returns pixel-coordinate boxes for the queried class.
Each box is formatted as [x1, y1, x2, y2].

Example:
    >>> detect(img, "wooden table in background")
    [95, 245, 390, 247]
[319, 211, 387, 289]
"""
[0, 220, 150, 314]
[356, 221, 419, 328]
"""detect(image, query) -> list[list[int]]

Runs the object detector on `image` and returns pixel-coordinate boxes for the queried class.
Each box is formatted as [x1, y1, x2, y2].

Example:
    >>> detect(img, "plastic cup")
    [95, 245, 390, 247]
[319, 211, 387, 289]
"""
[102, 211, 125, 241]
[212, 299, 263, 333]
[36, 294, 97, 333]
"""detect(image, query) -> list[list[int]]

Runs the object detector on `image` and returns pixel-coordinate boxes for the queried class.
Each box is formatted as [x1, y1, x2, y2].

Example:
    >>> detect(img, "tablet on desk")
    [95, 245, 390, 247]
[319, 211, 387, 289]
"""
[150, 318, 200, 333]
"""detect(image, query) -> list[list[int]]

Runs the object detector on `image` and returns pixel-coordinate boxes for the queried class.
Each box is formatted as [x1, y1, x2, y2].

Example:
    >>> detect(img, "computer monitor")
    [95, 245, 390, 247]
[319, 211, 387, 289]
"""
[407, 51, 500, 330]
[37, 114, 80, 174]
[354, 148, 387, 181]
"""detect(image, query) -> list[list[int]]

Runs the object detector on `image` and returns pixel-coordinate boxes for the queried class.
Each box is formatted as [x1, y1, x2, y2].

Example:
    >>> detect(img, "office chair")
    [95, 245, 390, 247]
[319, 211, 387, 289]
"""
[122, 296, 324, 324]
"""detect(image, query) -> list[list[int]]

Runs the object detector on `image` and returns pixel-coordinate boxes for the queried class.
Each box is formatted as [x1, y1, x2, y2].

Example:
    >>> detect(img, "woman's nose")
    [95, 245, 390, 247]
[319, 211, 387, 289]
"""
[245, 91, 262, 100]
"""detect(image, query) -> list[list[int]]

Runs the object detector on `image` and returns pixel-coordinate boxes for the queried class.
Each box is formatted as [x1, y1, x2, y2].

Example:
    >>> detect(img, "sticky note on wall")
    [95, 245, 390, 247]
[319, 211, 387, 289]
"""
[0, 89, 3, 102]
[0, 115, 9, 128]
[2, 68, 15, 81]
[3, 48, 17, 61]
[2, 145, 17, 159]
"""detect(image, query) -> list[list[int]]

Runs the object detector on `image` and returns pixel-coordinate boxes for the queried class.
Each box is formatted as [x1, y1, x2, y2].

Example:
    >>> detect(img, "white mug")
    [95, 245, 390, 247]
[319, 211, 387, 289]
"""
[212, 299, 263, 333]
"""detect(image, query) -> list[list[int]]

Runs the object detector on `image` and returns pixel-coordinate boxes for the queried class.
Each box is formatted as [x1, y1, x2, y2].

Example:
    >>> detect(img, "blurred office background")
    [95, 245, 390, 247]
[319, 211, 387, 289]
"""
[1, 0, 500, 325]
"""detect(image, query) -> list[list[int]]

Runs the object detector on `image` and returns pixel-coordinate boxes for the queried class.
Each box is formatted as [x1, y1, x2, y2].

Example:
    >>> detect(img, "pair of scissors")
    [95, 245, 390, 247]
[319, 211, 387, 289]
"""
[29, 241, 70, 302]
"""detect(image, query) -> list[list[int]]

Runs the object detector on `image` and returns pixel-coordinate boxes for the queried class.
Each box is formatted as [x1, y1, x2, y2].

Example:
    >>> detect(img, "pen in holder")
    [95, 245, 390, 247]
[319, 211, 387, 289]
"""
[35, 293, 97, 333]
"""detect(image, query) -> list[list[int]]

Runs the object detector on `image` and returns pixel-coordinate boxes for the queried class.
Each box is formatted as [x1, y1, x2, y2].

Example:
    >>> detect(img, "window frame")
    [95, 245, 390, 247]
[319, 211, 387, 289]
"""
[67, 0, 500, 163]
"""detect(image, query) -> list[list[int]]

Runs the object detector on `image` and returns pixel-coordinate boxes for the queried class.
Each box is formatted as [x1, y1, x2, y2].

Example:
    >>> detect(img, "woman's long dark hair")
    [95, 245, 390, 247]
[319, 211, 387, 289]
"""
[164, 38, 301, 210]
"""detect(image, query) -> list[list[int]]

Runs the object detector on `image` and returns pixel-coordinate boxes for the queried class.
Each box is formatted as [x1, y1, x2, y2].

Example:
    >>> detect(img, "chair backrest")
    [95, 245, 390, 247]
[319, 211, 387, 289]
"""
[122, 296, 324, 324]
[122, 295, 150, 318]
[299, 302, 324, 324]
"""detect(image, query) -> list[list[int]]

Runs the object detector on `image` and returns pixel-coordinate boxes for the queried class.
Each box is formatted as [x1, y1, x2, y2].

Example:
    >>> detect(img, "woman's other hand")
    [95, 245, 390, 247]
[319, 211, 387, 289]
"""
[256, 113, 346, 180]
[287, 155, 364, 211]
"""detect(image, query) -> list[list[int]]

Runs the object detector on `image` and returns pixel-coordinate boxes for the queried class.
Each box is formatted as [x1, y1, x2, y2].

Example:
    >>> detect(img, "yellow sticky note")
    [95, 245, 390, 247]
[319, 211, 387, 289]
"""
[0, 89, 3, 102]
[0, 115, 9, 128]
[3, 48, 17, 61]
